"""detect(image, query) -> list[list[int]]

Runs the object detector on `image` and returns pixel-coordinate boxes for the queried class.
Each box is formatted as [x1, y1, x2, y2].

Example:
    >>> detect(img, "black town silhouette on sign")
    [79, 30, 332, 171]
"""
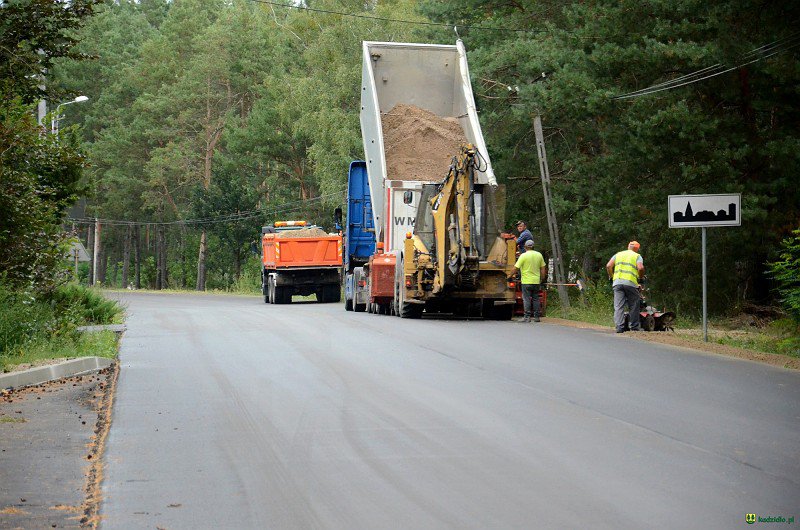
[673, 201, 737, 224]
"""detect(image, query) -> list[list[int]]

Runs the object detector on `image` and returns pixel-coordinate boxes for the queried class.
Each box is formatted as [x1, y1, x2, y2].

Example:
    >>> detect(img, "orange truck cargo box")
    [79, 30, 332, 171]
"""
[262, 234, 342, 270]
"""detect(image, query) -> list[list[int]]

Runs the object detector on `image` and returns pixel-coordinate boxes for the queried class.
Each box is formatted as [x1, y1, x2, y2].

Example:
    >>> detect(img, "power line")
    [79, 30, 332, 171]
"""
[246, 0, 539, 34]
[67, 190, 345, 227]
[613, 33, 800, 100]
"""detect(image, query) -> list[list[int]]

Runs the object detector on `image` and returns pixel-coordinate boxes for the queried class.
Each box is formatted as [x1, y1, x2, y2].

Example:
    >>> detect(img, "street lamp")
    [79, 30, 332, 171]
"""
[52, 95, 89, 134]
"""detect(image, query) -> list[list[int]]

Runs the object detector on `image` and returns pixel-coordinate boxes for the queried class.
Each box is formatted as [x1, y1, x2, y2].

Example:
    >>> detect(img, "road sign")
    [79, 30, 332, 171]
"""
[668, 193, 741, 228]
[668, 193, 742, 342]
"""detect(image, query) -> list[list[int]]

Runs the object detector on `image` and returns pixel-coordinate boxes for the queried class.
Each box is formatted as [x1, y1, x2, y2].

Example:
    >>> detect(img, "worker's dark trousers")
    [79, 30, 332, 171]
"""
[522, 284, 541, 318]
[613, 284, 640, 331]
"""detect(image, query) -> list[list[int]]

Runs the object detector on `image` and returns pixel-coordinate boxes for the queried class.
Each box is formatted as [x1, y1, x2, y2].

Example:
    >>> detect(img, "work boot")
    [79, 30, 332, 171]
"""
[517, 317, 530, 323]
[533, 316, 541, 322]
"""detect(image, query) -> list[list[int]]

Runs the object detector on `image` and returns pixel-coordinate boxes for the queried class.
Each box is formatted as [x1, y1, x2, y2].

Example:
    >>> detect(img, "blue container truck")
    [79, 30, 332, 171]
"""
[343, 161, 376, 311]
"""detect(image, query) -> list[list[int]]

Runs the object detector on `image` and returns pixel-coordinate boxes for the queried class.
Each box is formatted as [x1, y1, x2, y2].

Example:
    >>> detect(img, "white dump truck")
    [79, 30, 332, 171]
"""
[354, 40, 516, 318]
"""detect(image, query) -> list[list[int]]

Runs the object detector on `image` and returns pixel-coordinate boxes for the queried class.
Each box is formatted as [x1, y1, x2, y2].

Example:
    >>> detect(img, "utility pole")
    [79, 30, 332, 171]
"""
[93, 218, 102, 286]
[533, 115, 570, 311]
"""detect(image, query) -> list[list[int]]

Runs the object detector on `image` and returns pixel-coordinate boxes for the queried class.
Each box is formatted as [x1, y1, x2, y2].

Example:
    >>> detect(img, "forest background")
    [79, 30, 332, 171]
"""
[5, 0, 800, 317]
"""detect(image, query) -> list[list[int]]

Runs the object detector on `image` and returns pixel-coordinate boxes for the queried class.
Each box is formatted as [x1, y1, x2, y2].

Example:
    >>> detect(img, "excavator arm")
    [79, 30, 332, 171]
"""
[427, 144, 480, 293]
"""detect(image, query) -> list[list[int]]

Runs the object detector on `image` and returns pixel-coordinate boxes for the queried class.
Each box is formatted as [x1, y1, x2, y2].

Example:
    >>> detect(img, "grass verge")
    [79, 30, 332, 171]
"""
[1, 281, 123, 373]
[547, 284, 800, 362]
[1, 331, 118, 373]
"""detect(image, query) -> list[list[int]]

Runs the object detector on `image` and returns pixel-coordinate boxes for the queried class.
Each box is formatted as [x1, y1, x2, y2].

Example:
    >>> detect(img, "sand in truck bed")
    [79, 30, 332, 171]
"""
[273, 227, 330, 238]
[382, 104, 470, 182]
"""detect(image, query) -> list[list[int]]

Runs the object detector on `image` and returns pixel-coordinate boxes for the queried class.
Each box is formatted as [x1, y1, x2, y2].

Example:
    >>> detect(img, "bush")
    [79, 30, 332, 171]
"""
[769, 229, 800, 323]
[50, 283, 120, 324]
[0, 279, 121, 359]
[0, 283, 58, 355]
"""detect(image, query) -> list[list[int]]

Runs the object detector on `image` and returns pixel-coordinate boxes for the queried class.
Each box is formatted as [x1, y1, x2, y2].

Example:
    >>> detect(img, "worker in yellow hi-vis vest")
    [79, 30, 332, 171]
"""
[606, 241, 645, 333]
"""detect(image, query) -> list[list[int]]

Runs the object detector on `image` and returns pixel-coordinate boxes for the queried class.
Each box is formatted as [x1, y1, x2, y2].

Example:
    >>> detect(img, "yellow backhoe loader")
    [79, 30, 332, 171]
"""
[394, 145, 517, 319]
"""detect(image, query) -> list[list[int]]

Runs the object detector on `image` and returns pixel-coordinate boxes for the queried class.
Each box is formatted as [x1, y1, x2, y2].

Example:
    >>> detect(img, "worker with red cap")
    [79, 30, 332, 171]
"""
[606, 241, 645, 333]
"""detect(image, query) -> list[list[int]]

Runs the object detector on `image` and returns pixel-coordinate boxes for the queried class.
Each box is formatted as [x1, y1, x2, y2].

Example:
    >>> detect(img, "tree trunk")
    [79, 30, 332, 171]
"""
[98, 249, 108, 285]
[134, 225, 141, 290]
[111, 249, 119, 287]
[196, 230, 207, 291]
[157, 225, 168, 290]
[234, 251, 242, 282]
[155, 227, 162, 290]
[93, 219, 102, 286]
[180, 226, 187, 288]
[87, 224, 95, 286]
[122, 225, 131, 288]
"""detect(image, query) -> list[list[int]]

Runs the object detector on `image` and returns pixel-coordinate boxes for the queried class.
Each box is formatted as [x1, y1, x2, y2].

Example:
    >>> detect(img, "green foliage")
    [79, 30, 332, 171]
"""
[0, 99, 87, 289]
[548, 281, 615, 327]
[0, 279, 122, 365]
[0, 282, 58, 355]
[0, 0, 102, 105]
[50, 283, 121, 325]
[419, 0, 800, 314]
[43, 0, 798, 313]
[769, 229, 800, 322]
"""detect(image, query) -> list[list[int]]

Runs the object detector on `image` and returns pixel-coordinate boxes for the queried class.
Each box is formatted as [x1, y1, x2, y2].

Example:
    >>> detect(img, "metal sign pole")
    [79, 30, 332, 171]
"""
[702, 227, 707, 342]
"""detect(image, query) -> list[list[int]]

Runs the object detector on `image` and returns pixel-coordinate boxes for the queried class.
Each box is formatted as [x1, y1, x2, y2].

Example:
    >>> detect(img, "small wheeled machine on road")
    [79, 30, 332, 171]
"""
[623, 285, 676, 331]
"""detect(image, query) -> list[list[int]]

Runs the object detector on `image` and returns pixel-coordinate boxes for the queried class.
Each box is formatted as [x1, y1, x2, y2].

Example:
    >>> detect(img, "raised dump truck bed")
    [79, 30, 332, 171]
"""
[360, 40, 497, 240]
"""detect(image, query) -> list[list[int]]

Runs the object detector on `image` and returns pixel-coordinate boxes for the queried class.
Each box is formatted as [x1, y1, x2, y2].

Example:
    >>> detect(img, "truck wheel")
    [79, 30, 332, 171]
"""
[345, 298, 353, 311]
[494, 305, 514, 321]
[267, 277, 275, 304]
[275, 286, 290, 304]
[326, 285, 341, 303]
[354, 300, 366, 312]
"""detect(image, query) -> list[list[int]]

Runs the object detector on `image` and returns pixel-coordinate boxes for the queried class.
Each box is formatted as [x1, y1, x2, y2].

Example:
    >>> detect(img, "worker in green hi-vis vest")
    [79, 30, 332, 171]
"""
[512, 239, 547, 323]
[606, 241, 645, 333]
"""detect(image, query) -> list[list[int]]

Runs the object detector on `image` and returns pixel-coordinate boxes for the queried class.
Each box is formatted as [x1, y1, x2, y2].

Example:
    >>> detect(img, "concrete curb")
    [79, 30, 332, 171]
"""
[0, 357, 114, 390]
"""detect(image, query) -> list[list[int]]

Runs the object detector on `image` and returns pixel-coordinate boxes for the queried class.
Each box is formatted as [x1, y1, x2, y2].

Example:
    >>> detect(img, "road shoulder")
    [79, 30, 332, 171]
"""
[0, 363, 118, 529]
[544, 317, 800, 370]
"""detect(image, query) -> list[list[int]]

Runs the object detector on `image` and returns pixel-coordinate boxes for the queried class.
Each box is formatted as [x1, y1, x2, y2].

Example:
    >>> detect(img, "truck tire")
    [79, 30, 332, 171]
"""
[326, 285, 341, 303]
[274, 286, 291, 304]
[262, 271, 269, 304]
[345, 298, 353, 311]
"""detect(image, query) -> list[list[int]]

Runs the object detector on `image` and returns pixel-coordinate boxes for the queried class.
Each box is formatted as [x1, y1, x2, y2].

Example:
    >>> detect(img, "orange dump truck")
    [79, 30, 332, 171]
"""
[260, 221, 342, 304]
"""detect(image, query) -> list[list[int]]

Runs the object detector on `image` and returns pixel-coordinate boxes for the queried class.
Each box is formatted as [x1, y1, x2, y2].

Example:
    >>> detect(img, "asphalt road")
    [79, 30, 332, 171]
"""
[100, 292, 800, 529]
